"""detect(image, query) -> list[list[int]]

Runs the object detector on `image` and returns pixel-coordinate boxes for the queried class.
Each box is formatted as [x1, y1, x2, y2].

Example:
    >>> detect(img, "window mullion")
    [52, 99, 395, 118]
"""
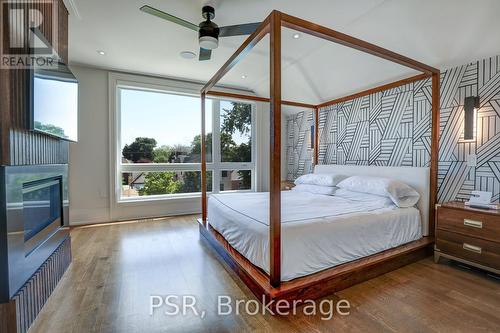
[219, 162, 255, 170]
[121, 163, 206, 173]
[251, 104, 257, 191]
[115, 88, 123, 205]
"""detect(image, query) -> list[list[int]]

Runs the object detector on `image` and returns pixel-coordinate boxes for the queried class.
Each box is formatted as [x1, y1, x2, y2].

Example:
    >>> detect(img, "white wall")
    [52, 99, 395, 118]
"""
[69, 65, 285, 225]
[69, 66, 111, 224]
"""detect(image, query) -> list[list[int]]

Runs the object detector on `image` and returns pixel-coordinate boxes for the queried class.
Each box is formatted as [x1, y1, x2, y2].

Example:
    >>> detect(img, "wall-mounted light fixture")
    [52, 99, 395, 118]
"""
[464, 96, 479, 141]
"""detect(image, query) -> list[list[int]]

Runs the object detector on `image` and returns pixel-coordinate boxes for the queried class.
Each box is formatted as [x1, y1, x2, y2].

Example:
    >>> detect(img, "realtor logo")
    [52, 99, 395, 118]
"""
[1, 0, 59, 68]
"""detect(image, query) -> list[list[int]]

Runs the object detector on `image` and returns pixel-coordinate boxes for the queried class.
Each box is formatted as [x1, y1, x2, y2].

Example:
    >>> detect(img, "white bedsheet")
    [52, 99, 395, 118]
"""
[208, 191, 422, 281]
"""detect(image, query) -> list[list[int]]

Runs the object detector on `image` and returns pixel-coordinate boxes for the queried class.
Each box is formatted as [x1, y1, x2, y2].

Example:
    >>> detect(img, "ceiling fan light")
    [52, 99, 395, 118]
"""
[199, 36, 218, 50]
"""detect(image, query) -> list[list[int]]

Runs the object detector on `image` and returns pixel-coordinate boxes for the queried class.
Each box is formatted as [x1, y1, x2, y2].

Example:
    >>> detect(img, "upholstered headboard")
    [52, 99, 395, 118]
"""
[314, 165, 431, 236]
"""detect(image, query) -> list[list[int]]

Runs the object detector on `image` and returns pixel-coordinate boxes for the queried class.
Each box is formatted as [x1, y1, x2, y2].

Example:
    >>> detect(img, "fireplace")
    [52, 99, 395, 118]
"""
[0, 165, 69, 302]
[23, 176, 63, 256]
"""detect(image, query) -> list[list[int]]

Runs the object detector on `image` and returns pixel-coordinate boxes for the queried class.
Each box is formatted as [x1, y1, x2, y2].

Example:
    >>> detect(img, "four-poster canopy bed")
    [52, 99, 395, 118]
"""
[198, 10, 440, 304]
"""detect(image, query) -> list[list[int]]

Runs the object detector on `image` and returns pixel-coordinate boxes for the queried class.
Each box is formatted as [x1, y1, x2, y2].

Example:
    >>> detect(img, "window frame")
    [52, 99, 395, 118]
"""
[211, 98, 256, 194]
[109, 73, 256, 206]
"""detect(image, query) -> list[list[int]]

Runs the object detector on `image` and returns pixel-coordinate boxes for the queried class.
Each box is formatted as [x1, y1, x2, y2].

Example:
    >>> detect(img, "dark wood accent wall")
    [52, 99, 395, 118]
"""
[0, 0, 69, 166]
[0, 6, 12, 164]
[57, 1, 69, 63]
[1, 2, 71, 332]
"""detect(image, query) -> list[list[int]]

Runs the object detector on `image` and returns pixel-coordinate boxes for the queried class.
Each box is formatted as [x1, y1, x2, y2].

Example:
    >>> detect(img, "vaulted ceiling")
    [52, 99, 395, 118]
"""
[67, 0, 500, 104]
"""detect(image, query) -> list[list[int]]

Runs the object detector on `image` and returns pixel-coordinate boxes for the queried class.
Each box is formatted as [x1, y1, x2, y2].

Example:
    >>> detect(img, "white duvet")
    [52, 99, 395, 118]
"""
[208, 191, 422, 281]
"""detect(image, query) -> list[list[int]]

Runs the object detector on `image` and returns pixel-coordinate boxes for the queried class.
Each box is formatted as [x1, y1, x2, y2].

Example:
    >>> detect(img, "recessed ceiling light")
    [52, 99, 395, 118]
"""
[292, 33, 300, 39]
[241, 75, 247, 79]
[97, 50, 106, 55]
[180, 51, 196, 59]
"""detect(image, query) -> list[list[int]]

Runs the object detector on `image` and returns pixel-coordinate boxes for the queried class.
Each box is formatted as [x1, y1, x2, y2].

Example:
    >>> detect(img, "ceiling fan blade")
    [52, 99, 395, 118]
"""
[199, 48, 212, 61]
[219, 22, 261, 37]
[140, 5, 198, 31]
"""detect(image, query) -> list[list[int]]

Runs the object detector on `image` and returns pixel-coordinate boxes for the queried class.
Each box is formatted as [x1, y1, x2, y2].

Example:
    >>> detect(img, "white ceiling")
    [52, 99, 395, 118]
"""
[67, 0, 500, 105]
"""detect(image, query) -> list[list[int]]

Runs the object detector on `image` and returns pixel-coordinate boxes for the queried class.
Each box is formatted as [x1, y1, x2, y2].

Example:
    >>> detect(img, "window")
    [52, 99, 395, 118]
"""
[120, 89, 212, 164]
[220, 100, 252, 163]
[219, 170, 252, 191]
[121, 171, 213, 198]
[115, 81, 255, 202]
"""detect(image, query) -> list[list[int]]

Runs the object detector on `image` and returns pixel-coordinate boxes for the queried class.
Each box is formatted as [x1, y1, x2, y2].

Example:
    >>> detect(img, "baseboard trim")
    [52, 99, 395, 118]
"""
[70, 212, 201, 227]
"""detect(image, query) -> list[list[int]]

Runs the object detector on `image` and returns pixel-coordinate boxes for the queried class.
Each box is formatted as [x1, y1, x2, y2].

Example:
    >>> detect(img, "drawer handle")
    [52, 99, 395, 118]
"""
[464, 219, 483, 229]
[463, 243, 482, 254]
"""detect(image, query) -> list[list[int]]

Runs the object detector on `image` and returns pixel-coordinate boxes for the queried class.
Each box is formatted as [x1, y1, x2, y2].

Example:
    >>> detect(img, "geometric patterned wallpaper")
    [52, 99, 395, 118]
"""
[286, 111, 314, 180]
[286, 55, 500, 203]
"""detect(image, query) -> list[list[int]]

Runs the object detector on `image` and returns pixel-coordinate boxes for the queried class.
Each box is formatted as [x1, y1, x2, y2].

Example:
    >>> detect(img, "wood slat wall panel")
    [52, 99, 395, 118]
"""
[0, 62, 11, 163]
[9, 129, 69, 165]
[57, 1, 68, 62]
[0, 0, 69, 166]
[12, 237, 71, 333]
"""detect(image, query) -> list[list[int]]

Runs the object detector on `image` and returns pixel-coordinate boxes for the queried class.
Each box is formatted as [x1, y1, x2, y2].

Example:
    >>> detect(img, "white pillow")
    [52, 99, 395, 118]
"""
[294, 173, 345, 187]
[334, 188, 393, 205]
[337, 176, 420, 208]
[292, 184, 337, 195]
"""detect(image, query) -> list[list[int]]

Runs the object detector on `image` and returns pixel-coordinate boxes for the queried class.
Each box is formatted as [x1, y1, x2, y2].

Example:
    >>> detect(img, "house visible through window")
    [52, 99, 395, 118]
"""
[117, 84, 254, 201]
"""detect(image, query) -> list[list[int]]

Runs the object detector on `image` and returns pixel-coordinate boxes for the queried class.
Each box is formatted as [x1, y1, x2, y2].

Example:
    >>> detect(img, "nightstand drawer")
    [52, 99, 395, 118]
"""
[436, 230, 500, 270]
[437, 207, 500, 243]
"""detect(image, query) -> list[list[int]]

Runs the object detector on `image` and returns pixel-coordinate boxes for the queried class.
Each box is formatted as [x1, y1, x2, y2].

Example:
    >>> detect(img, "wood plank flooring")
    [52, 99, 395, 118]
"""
[29, 215, 500, 333]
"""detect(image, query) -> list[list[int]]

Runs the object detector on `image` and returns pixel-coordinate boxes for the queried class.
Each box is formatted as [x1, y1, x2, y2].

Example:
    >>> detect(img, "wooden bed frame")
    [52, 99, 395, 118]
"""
[199, 220, 433, 306]
[199, 10, 440, 302]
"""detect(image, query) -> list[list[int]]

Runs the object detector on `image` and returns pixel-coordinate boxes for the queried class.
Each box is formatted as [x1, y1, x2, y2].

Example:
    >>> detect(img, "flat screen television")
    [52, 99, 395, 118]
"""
[29, 60, 79, 142]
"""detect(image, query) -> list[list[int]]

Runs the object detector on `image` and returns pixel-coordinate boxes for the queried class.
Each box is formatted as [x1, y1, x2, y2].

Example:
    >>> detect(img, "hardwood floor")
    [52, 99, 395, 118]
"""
[29, 216, 500, 333]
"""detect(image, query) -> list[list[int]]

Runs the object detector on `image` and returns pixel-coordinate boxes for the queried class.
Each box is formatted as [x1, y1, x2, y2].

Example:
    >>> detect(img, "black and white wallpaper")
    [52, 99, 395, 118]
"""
[286, 111, 314, 180]
[285, 55, 500, 203]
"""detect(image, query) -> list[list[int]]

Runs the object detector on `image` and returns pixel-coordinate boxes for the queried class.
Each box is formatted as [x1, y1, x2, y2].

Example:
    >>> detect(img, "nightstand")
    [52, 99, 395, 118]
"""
[435, 201, 500, 274]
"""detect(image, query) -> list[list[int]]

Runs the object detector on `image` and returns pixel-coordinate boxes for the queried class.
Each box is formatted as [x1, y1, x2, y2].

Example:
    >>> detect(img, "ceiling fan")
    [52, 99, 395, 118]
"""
[140, 4, 261, 61]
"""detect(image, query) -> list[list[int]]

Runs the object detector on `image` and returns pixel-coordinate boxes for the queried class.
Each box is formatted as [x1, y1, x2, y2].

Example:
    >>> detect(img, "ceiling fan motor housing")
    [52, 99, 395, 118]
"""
[202, 5, 215, 20]
[199, 6, 219, 50]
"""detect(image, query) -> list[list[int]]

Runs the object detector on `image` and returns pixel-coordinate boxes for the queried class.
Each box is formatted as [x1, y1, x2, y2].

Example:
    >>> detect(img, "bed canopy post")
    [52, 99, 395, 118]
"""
[201, 92, 207, 225]
[429, 72, 440, 235]
[269, 10, 282, 287]
[314, 106, 319, 166]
